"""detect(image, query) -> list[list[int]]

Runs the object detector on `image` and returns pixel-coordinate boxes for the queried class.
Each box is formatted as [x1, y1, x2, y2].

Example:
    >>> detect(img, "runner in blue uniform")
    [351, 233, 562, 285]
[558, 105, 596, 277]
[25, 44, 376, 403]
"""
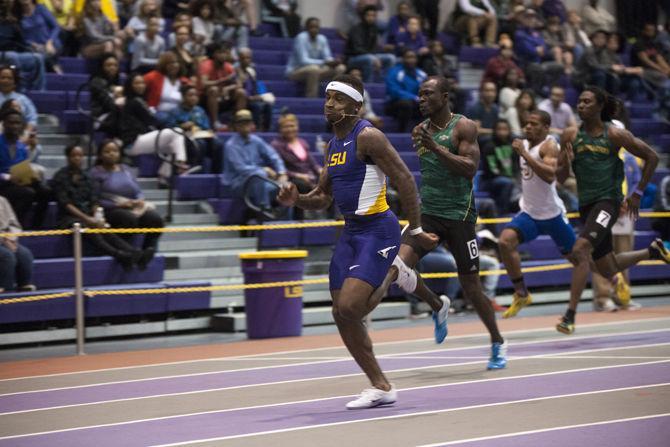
[278, 75, 437, 409]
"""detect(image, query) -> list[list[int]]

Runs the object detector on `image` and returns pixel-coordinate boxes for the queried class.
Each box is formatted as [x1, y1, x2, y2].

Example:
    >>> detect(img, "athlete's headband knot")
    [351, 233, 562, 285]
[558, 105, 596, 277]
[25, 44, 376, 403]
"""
[326, 81, 363, 103]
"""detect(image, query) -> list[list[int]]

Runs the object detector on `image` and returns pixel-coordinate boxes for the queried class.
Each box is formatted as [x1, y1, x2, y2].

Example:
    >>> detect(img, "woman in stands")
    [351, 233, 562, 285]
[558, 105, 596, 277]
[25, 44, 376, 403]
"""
[89, 53, 123, 135]
[51, 144, 143, 270]
[0, 66, 38, 133]
[119, 72, 198, 185]
[79, 0, 123, 59]
[500, 88, 535, 137]
[270, 113, 320, 194]
[0, 195, 35, 293]
[190, 0, 217, 47]
[90, 139, 163, 269]
[143, 51, 183, 122]
[15, 0, 63, 73]
[171, 24, 197, 83]
[124, 0, 164, 39]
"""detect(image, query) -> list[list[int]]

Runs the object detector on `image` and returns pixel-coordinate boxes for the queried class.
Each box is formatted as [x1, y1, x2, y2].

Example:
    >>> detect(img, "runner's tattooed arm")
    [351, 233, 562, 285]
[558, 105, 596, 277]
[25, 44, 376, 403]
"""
[277, 167, 333, 210]
[557, 126, 577, 184]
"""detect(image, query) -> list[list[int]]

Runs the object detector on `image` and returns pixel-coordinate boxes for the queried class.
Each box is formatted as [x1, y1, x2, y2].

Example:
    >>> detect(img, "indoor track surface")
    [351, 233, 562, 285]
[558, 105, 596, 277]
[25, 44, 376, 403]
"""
[1, 307, 669, 446]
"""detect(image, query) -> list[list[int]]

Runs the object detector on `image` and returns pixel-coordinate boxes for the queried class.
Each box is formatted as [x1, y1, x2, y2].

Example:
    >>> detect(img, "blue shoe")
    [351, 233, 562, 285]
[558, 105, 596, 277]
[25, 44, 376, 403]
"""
[487, 341, 508, 370]
[432, 295, 450, 344]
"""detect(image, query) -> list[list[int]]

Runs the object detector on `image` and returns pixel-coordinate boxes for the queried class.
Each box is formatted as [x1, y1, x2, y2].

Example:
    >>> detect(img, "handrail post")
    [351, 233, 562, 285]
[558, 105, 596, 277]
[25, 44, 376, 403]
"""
[73, 223, 85, 355]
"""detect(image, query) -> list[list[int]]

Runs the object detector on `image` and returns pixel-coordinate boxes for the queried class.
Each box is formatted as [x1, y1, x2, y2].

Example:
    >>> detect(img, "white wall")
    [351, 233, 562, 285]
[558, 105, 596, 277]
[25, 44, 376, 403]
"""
[293, 0, 617, 31]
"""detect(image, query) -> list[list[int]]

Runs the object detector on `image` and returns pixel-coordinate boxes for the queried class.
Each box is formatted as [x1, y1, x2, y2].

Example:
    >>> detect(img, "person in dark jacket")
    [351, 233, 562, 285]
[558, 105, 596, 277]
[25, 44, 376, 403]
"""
[345, 5, 395, 82]
[89, 53, 123, 135]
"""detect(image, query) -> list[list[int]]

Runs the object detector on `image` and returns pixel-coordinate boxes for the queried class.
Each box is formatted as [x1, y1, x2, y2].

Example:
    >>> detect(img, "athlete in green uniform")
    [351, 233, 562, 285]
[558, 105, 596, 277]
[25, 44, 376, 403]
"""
[557, 86, 669, 334]
[372, 76, 507, 370]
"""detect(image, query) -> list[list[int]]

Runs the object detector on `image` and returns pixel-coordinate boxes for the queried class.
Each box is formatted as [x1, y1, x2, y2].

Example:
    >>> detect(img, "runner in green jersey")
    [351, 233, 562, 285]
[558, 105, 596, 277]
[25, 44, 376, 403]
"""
[371, 76, 507, 370]
[556, 87, 668, 334]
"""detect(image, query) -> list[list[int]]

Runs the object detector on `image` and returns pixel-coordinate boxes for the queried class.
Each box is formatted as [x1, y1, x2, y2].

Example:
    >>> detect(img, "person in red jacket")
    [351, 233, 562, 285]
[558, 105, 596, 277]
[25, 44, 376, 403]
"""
[482, 41, 525, 86]
[143, 51, 184, 123]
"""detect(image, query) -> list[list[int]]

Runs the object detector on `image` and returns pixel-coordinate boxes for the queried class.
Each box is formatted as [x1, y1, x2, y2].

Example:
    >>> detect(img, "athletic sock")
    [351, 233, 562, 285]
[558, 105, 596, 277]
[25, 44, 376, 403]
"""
[565, 309, 576, 323]
[511, 277, 528, 297]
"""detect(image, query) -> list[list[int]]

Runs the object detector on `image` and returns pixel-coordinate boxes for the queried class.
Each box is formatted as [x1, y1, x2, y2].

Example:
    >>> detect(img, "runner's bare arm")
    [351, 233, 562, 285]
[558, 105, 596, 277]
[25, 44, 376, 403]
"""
[557, 126, 577, 184]
[358, 127, 421, 230]
[416, 118, 479, 179]
[609, 127, 659, 194]
[277, 168, 333, 210]
[513, 137, 559, 183]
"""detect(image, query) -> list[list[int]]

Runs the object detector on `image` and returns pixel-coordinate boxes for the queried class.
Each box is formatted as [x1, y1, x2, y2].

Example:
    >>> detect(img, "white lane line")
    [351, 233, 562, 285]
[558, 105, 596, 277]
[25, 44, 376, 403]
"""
[6, 343, 668, 417]
[416, 413, 670, 447]
[2, 328, 668, 398]
[1, 360, 668, 441]
[149, 383, 670, 447]
[2, 316, 668, 382]
[541, 355, 670, 360]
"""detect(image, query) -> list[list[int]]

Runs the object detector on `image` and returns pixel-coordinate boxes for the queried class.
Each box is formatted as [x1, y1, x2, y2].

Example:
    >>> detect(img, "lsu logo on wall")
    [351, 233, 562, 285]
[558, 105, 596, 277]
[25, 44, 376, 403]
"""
[328, 151, 347, 167]
[284, 285, 303, 298]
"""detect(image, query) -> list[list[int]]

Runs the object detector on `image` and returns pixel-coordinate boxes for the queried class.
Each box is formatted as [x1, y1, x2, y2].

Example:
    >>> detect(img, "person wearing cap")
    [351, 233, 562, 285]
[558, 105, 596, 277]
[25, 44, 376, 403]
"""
[278, 74, 439, 409]
[221, 109, 287, 214]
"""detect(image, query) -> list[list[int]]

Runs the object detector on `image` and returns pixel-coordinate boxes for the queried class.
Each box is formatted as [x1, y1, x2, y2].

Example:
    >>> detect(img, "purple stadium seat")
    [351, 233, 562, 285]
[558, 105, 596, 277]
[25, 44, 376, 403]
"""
[175, 174, 220, 200]
[458, 46, 499, 66]
[33, 255, 164, 288]
[249, 49, 288, 65]
[656, 135, 670, 152]
[249, 37, 293, 50]
[164, 281, 211, 311]
[631, 119, 668, 137]
[208, 198, 247, 224]
[258, 220, 301, 248]
[629, 103, 654, 119]
[134, 154, 162, 177]
[86, 283, 168, 317]
[46, 73, 88, 91]
[0, 290, 74, 324]
[301, 222, 337, 246]
[401, 153, 419, 171]
[27, 91, 66, 116]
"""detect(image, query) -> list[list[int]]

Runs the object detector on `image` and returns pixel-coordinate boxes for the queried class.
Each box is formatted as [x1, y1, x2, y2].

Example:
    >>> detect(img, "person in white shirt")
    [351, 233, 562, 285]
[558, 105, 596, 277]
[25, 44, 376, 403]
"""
[498, 109, 588, 321]
[538, 86, 577, 136]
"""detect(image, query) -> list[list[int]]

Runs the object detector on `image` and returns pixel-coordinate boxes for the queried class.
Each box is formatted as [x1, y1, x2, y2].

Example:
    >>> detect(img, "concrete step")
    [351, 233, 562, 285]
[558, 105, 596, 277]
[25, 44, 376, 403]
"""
[211, 289, 333, 308]
[161, 227, 252, 241]
[143, 189, 170, 200]
[211, 302, 411, 332]
[163, 248, 256, 269]
[36, 124, 61, 134]
[37, 134, 84, 146]
[152, 200, 202, 214]
[160, 236, 257, 252]
[170, 213, 219, 225]
[37, 114, 59, 126]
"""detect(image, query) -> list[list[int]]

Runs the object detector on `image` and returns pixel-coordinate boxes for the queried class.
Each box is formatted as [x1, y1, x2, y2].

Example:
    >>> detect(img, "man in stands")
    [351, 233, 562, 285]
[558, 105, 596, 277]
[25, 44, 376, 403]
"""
[538, 86, 576, 136]
[385, 48, 427, 132]
[345, 5, 396, 82]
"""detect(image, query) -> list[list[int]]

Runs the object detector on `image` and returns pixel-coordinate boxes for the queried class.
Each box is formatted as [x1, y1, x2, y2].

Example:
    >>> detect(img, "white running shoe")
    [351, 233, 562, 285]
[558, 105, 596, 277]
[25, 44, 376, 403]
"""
[433, 295, 450, 344]
[346, 385, 397, 409]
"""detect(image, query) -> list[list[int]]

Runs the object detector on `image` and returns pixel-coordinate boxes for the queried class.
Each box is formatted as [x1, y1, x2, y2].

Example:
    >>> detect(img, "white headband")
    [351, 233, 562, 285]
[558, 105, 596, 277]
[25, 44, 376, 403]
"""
[326, 81, 363, 103]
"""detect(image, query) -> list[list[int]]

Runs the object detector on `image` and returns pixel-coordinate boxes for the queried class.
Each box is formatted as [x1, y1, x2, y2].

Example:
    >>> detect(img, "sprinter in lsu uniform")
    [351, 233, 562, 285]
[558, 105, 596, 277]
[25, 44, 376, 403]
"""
[498, 110, 589, 321]
[557, 86, 668, 334]
[278, 75, 437, 409]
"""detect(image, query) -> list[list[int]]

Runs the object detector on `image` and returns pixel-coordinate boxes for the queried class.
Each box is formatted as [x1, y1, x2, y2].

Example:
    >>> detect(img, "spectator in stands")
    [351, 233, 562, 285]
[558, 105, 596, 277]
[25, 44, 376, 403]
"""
[563, 9, 591, 62]
[345, 5, 396, 82]
[537, 85, 576, 136]
[190, 0, 217, 46]
[348, 67, 383, 129]
[119, 73, 195, 183]
[167, 12, 193, 48]
[467, 80, 499, 142]
[227, 0, 262, 37]
[165, 84, 222, 172]
[0, 99, 44, 174]
[412, 0, 439, 39]
[394, 15, 428, 56]
[420, 40, 456, 79]
[450, 0, 498, 48]
[542, 15, 574, 74]
[385, 49, 426, 132]
[479, 119, 519, 214]
[79, 0, 123, 59]
[0, 195, 35, 292]
[261, 0, 300, 38]
[444, 74, 469, 115]
[131, 16, 165, 72]
[537, 0, 567, 23]
[574, 30, 642, 98]
[0, 2, 47, 91]
[143, 51, 183, 120]
[582, 0, 615, 36]
[16, 0, 62, 73]
[198, 41, 247, 130]
[514, 8, 564, 96]
[342, 0, 387, 37]
[171, 25, 197, 81]
[482, 40, 524, 87]
[40, 0, 77, 56]
[500, 88, 535, 136]
[52, 144, 142, 270]
[236, 48, 273, 132]
[160, 0, 186, 20]
[285, 17, 346, 98]
[90, 139, 163, 269]
[498, 68, 522, 114]
[0, 66, 38, 133]
[218, 0, 249, 49]
[653, 174, 670, 242]
[631, 22, 670, 90]
[124, 0, 164, 43]
[89, 53, 123, 135]
[116, 0, 135, 26]
[0, 110, 51, 228]
[606, 32, 645, 100]
[222, 109, 288, 213]
[386, 0, 411, 47]
[271, 113, 321, 198]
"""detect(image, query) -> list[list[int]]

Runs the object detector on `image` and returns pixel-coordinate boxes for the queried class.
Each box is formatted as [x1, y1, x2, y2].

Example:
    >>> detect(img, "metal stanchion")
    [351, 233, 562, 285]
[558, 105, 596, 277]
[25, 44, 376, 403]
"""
[73, 223, 85, 355]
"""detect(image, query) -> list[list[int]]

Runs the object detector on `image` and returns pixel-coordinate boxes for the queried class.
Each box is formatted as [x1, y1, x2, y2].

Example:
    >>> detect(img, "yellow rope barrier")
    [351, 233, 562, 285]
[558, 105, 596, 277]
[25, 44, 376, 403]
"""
[2, 212, 670, 238]
[1, 261, 665, 305]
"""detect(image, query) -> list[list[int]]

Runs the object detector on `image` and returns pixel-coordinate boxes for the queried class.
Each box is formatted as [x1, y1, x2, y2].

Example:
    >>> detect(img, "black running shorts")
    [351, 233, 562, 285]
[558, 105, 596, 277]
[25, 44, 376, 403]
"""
[579, 199, 620, 261]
